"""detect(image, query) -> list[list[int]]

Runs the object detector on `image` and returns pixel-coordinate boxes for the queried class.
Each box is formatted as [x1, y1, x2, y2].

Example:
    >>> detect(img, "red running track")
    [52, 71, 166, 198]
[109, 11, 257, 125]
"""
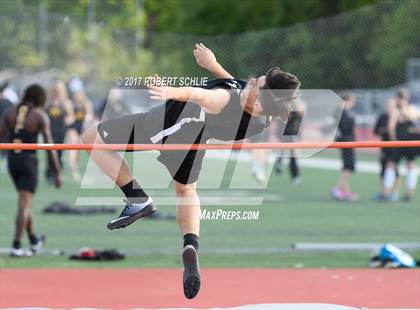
[1, 268, 419, 309]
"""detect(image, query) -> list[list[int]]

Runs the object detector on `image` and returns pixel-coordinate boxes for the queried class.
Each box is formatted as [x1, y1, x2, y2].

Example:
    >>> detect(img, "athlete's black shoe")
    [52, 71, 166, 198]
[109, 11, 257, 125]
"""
[107, 198, 156, 230]
[30, 235, 46, 253]
[274, 157, 283, 174]
[182, 245, 201, 299]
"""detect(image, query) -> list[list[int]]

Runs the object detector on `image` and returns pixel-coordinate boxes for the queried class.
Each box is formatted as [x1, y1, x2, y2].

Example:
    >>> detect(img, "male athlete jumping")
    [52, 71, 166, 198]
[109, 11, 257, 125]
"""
[82, 44, 300, 299]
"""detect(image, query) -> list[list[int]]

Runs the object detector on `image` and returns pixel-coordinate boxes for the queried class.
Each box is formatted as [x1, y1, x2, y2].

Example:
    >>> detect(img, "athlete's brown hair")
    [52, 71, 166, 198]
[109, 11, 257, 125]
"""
[259, 67, 301, 119]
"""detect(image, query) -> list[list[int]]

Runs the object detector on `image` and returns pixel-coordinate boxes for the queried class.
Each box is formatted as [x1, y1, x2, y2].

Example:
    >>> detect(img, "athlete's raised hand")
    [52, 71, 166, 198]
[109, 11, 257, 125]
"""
[193, 43, 218, 72]
[193, 43, 233, 79]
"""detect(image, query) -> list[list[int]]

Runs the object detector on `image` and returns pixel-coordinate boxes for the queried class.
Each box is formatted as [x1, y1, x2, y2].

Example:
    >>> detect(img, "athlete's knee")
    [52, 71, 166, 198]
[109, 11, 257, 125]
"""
[406, 160, 415, 169]
[81, 125, 101, 145]
[19, 190, 32, 198]
[81, 126, 94, 144]
[18, 191, 32, 208]
[386, 161, 396, 169]
[174, 182, 197, 197]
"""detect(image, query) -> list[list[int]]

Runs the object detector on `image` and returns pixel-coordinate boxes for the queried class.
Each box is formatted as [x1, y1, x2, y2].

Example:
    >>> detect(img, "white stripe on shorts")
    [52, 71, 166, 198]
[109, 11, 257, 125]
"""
[150, 109, 205, 144]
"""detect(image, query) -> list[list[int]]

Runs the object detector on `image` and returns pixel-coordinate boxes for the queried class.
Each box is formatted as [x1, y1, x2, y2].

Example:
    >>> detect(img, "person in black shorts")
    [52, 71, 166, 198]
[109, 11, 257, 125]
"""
[45, 80, 74, 183]
[82, 43, 301, 299]
[381, 89, 419, 201]
[274, 99, 305, 184]
[373, 99, 400, 200]
[331, 93, 359, 201]
[0, 84, 62, 257]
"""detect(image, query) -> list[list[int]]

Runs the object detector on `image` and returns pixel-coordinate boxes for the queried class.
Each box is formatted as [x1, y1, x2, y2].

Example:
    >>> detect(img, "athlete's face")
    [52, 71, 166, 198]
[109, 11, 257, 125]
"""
[241, 76, 265, 116]
[344, 96, 355, 110]
[52, 87, 59, 99]
[51, 81, 67, 102]
[396, 96, 409, 109]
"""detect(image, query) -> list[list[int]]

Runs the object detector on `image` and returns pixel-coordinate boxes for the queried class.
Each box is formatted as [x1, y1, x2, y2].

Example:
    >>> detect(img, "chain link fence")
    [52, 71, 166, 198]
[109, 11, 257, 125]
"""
[1, 0, 419, 93]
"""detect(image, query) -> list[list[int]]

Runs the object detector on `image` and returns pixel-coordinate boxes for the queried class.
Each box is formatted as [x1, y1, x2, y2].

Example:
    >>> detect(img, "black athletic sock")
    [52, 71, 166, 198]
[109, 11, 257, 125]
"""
[13, 240, 21, 249]
[290, 157, 299, 179]
[29, 234, 38, 245]
[275, 157, 282, 172]
[120, 179, 149, 204]
[183, 233, 199, 252]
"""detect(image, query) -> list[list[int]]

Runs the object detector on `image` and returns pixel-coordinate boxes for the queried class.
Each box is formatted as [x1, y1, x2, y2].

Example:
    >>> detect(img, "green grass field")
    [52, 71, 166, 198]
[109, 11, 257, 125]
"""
[1, 150, 419, 268]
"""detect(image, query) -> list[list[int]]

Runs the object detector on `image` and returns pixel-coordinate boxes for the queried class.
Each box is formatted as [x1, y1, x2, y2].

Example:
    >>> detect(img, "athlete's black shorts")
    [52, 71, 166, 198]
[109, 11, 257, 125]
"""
[341, 148, 355, 171]
[8, 153, 38, 193]
[69, 121, 84, 135]
[389, 147, 420, 163]
[97, 79, 268, 185]
[337, 136, 355, 172]
[391, 120, 420, 163]
[380, 148, 400, 178]
[97, 103, 206, 185]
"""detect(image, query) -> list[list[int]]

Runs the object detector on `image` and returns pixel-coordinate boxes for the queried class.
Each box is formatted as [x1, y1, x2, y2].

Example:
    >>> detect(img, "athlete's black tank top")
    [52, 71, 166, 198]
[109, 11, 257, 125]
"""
[10, 104, 38, 155]
[74, 105, 86, 122]
[396, 119, 419, 141]
[46, 103, 66, 139]
[203, 79, 268, 140]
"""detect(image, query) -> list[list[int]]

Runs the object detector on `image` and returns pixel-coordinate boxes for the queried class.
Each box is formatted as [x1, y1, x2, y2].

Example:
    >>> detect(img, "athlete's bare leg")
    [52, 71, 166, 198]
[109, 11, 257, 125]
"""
[251, 149, 269, 182]
[383, 161, 397, 196]
[25, 207, 34, 236]
[82, 125, 133, 187]
[68, 129, 81, 181]
[174, 181, 200, 236]
[405, 160, 418, 198]
[83, 125, 155, 230]
[14, 191, 33, 242]
[392, 176, 401, 196]
[174, 180, 201, 299]
[337, 169, 351, 193]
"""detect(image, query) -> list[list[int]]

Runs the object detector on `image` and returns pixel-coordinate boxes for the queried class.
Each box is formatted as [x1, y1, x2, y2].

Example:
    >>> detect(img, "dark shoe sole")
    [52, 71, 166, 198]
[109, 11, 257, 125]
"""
[107, 203, 157, 230]
[183, 245, 200, 299]
[30, 235, 46, 253]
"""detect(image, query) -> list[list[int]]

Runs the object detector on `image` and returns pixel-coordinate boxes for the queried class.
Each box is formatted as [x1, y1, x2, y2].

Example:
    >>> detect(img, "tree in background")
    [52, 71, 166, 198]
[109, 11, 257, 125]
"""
[1, 0, 419, 91]
[144, 0, 377, 35]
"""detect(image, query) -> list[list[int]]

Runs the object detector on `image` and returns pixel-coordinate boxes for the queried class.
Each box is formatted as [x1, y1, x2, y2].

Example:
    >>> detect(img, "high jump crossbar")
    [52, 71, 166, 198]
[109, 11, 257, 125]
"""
[0, 141, 419, 151]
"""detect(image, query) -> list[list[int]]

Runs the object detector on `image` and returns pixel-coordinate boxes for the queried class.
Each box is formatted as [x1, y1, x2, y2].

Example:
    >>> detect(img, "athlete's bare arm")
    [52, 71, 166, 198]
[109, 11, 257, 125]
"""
[148, 84, 230, 115]
[147, 43, 236, 114]
[193, 43, 234, 79]
[38, 110, 62, 188]
[85, 99, 94, 123]
[64, 99, 75, 125]
[387, 105, 399, 141]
